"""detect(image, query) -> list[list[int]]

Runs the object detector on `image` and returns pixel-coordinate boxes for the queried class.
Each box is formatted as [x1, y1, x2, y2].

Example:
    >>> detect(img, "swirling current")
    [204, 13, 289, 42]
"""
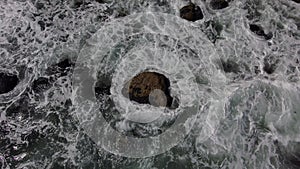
[0, 0, 299, 169]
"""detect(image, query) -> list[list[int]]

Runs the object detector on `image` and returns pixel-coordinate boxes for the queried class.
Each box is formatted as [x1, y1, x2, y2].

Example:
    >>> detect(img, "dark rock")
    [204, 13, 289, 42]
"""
[210, 0, 229, 10]
[122, 72, 173, 108]
[249, 24, 273, 40]
[291, 0, 300, 3]
[180, 3, 204, 22]
[0, 72, 19, 94]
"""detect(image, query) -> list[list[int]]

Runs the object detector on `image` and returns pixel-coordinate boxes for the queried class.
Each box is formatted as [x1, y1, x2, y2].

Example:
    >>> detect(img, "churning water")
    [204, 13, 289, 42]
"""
[0, 0, 299, 168]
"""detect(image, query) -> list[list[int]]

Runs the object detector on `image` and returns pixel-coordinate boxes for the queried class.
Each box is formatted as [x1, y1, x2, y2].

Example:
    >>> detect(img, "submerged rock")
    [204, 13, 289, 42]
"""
[0, 72, 19, 94]
[122, 72, 173, 108]
[180, 3, 203, 22]
[210, 0, 229, 10]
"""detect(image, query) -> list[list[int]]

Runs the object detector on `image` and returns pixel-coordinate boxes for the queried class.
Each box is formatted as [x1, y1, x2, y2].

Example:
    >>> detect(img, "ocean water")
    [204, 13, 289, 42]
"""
[0, 0, 299, 168]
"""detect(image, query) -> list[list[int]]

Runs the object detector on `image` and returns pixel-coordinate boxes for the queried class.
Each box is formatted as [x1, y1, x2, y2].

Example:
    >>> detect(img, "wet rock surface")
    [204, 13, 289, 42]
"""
[180, 3, 203, 22]
[0, 72, 19, 94]
[122, 72, 173, 108]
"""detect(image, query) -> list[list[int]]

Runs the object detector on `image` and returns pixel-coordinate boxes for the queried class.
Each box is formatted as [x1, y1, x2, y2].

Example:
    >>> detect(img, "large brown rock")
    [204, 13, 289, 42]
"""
[122, 72, 173, 108]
